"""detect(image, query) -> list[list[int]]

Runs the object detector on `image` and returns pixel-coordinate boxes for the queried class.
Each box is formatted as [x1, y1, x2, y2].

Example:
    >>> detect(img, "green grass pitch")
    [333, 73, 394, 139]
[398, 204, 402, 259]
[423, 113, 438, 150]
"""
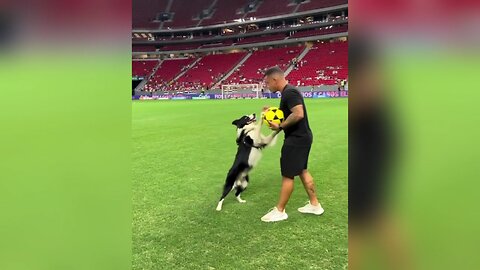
[132, 98, 348, 269]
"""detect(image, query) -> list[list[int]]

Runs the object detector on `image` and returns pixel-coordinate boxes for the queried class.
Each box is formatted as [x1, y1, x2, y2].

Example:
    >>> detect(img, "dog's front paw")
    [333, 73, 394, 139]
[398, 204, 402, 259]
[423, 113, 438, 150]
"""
[216, 205, 222, 211]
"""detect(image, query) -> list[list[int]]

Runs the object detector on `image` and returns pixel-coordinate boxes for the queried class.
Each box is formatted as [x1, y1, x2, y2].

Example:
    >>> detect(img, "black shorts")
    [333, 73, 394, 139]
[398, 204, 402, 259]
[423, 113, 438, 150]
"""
[280, 143, 312, 178]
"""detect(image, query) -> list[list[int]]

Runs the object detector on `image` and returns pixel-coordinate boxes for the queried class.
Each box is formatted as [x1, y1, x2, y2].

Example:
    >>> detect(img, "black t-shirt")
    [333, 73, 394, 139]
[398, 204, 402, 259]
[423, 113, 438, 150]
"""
[279, 84, 313, 145]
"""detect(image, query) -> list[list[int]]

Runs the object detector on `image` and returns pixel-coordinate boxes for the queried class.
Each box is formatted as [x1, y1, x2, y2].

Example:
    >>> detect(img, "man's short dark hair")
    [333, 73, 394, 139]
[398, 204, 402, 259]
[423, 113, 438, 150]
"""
[264, 66, 284, 77]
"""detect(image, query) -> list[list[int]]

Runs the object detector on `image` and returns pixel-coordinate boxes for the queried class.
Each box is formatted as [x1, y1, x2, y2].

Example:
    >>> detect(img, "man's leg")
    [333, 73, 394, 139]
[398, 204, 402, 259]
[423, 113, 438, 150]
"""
[276, 176, 294, 212]
[299, 169, 320, 206]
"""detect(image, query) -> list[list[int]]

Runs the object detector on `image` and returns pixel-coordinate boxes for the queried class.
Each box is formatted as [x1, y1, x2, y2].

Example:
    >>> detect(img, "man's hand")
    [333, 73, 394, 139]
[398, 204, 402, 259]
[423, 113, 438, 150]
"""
[270, 105, 304, 132]
[268, 121, 281, 131]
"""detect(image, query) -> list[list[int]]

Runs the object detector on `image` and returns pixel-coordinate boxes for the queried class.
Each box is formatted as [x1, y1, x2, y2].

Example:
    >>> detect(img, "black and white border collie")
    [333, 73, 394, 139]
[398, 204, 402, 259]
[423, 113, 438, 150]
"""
[216, 113, 280, 211]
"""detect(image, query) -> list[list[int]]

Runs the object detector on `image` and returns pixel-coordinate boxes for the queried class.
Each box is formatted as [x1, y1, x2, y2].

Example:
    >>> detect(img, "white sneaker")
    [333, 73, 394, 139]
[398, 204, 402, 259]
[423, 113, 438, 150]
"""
[261, 207, 288, 222]
[298, 201, 324, 215]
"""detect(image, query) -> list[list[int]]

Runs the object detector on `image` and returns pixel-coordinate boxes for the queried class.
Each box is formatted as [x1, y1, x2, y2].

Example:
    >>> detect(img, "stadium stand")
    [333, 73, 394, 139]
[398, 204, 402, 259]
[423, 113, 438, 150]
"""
[200, 0, 246, 26]
[132, 0, 168, 29]
[132, 61, 158, 77]
[224, 46, 302, 84]
[287, 41, 348, 86]
[132, 0, 348, 92]
[246, 0, 296, 18]
[144, 58, 196, 91]
[163, 0, 212, 28]
[297, 0, 348, 12]
[133, 0, 347, 29]
[174, 52, 247, 89]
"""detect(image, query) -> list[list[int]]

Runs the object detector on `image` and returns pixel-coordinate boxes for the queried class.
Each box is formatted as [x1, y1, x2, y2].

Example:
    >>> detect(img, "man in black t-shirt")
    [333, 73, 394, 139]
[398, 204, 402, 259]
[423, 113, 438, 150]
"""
[260, 66, 324, 222]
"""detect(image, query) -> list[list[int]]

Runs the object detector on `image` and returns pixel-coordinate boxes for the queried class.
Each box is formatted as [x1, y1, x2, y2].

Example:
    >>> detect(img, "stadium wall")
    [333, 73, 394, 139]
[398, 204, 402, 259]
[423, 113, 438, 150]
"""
[134, 84, 342, 96]
[132, 90, 348, 100]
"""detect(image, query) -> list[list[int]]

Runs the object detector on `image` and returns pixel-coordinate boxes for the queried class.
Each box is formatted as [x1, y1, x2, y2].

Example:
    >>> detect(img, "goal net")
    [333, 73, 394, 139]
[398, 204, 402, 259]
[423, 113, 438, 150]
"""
[221, 84, 262, 99]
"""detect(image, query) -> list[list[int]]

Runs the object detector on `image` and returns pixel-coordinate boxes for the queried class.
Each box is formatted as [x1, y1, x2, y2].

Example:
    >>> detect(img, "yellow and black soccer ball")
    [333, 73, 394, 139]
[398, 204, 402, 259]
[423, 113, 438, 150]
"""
[263, 107, 284, 125]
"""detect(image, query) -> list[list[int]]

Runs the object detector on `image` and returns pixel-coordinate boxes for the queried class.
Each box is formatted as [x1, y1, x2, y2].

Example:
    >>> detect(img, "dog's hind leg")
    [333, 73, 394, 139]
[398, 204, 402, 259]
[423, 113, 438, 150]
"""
[235, 188, 247, 203]
[235, 175, 249, 203]
[216, 169, 238, 211]
[216, 182, 234, 211]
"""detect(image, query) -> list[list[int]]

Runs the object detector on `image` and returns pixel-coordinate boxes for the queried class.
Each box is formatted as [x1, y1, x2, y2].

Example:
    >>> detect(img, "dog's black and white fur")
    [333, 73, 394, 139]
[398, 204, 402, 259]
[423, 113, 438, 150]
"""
[216, 113, 279, 211]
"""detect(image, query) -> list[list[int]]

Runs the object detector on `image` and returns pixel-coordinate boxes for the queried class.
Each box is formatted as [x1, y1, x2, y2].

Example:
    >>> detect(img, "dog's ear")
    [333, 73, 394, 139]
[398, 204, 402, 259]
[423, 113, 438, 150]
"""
[232, 119, 239, 126]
